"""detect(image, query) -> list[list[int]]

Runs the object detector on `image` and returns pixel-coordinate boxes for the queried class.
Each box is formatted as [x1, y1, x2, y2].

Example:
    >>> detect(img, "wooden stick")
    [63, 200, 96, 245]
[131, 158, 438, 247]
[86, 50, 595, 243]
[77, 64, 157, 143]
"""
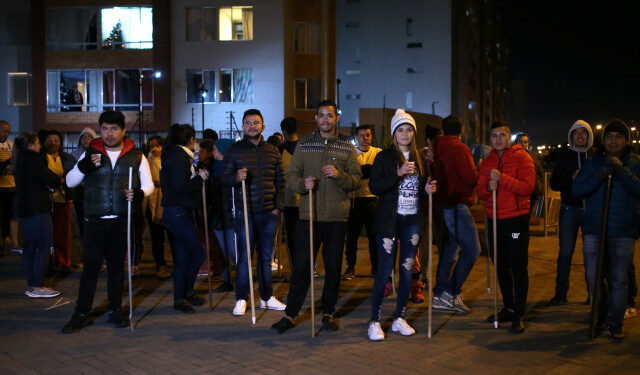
[202, 182, 212, 310]
[127, 167, 134, 330]
[492, 189, 498, 329]
[309, 183, 315, 338]
[427, 192, 433, 338]
[241, 180, 256, 324]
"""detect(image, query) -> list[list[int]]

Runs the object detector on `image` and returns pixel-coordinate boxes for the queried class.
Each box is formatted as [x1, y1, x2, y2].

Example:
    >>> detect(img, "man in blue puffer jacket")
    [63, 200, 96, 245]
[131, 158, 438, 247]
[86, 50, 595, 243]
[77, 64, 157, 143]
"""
[572, 119, 640, 342]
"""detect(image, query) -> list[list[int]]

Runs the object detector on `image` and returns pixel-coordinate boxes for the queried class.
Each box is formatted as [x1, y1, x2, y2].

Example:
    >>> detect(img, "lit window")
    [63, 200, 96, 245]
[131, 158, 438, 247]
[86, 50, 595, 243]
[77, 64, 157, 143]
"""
[8, 73, 31, 106]
[219, 7, 253, 41]
[186, 69, 216, 103]
[294, 78, 321, 110]
[217, 69, 253, 103]
[101, 7, 153, 49]
[47, 68, 153, 112]
[186, 7, 216, 41]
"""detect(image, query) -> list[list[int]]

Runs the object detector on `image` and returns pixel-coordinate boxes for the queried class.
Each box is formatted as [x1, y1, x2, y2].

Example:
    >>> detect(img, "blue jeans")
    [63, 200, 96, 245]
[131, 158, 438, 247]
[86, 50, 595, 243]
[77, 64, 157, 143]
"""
[371, 214, 419, 322]
[163, 207, 206, 304]
[583, 235, 636, 329]
[19, 214, 53, 288]
[234, 211, 278, 301]
[554, 204, 586, 298]
[214, 228, 236, 283]
[434, 204, 481, 296]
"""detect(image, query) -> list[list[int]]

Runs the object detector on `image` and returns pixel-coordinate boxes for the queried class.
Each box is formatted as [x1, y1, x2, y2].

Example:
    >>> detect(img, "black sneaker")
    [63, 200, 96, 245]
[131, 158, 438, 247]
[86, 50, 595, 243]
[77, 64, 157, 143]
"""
[173, 302, 195, 314]
[549, 295, 568, 306]
[342, 267, 355, 280]
[322, 314, 339, 331]
[62, 312, 93, 333]
[186, 294, 205, 306]
[607, 325, 625, 342]
[271, 317, 295, 334]
[509, 317, 525, 334]
[486, 308, 515, 323]
[214, 282, 234, 293]
[107, 309, 130, 328]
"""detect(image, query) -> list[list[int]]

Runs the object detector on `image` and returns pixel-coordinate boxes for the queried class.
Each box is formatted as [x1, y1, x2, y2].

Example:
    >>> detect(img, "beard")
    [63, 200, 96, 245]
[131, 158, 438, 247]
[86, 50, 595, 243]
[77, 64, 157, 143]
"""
[246, 133, 261, 141]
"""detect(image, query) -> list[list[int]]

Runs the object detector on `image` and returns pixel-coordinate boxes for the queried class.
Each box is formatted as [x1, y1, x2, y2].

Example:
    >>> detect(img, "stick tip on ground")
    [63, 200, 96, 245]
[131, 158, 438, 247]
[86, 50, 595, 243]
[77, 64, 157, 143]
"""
[494, 321, 498, 329]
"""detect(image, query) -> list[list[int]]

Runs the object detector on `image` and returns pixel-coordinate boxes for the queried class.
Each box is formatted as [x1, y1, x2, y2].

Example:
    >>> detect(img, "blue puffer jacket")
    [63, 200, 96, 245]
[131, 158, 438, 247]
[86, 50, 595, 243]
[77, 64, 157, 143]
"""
[572, 148, 640, 238]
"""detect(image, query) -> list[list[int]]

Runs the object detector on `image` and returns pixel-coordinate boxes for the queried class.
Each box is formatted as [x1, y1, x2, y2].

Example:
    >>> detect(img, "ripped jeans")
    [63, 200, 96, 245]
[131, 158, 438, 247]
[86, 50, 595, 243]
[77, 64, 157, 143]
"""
[370, 214, 419, 322]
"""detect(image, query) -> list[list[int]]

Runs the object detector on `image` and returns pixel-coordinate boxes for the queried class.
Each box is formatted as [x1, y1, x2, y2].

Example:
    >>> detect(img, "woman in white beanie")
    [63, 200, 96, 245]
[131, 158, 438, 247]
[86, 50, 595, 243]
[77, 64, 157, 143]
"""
[367, 109, 436, 340]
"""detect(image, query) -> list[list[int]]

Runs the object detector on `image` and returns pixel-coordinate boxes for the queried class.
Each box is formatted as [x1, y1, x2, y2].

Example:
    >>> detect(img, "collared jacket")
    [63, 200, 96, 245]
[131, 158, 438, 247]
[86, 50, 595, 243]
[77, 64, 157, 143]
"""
[477, 144, 536, 219]
[14, 149, 61, 218]
[287, 131, 361, 222]
[432, 135, 478, 206]
[221, 137, 285, 214]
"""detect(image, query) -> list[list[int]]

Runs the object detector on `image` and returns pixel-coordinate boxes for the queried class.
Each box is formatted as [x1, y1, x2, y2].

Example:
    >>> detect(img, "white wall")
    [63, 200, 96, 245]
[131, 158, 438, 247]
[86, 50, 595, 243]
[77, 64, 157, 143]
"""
[170, 0, 284, 138]
[0, 2, 32, 133]
[336, 0, 452, 127]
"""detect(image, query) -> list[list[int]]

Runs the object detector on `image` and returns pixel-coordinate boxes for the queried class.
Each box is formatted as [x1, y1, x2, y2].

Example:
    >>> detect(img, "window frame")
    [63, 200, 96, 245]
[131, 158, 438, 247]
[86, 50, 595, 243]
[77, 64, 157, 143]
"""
[7, 72, 31, 107]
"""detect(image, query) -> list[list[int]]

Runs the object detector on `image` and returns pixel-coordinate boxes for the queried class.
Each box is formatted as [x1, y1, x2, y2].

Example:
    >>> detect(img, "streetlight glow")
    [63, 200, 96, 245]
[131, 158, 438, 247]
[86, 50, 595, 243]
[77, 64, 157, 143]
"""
[154, 71, 162, 79]
[596, 124, 602, 130]
[632, 127, 637, 131]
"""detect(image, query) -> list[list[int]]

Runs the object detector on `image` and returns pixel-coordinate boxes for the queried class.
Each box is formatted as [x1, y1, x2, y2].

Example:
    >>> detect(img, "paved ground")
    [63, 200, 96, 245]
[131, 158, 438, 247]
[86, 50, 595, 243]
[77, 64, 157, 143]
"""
[0, 228, 638, 375]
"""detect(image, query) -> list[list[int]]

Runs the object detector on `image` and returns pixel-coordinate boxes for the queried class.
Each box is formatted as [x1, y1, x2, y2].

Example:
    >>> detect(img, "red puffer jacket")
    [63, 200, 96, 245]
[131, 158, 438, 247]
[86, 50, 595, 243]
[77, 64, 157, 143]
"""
[477, 144, 535, 219]
[433, 135, 478, 205]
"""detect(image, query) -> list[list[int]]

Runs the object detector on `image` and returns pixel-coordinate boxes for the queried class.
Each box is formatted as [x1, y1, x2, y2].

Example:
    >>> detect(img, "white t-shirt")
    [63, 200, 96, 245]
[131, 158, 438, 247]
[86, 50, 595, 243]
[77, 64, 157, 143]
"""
[397, 151, 418, 215]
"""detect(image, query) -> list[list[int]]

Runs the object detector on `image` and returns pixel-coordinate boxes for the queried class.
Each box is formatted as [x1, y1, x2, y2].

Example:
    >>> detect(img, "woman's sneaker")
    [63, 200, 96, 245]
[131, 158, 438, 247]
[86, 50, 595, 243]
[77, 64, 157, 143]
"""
[233, 299, 247, 316]
[260, 296, 286, 310]
[368, 321, 385, 341]
[391, 318, 415, 336]
[25, 287, 60, 298]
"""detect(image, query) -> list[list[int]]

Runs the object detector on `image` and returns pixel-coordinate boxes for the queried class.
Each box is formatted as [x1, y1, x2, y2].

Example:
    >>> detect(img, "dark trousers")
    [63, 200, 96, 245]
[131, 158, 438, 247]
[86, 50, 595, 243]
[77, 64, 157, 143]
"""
[487, 214, 530, 318]
[285, 220, 347, 318]
[20, 214, 53, 287]
[345, 197, 377, 272]
[283, 206, 299, 268]
[75, 217, 127, 314]
[51, 202, 72, 268]
[0, 190, 14, 239]
[629, 264, 637, 307]
[163, 207, 206, 304]
[554, 204, 586, 298]
[145, 206, 175, 271]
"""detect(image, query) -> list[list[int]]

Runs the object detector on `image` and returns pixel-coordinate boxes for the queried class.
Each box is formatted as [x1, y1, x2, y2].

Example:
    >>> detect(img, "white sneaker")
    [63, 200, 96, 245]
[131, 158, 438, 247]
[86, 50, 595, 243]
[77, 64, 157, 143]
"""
[368, 321, 385, 341]
[25, 287, 60, 298]
[233, 299, 247, 316]
[391, 318, 415, 336]
[260, 296, 286, 310]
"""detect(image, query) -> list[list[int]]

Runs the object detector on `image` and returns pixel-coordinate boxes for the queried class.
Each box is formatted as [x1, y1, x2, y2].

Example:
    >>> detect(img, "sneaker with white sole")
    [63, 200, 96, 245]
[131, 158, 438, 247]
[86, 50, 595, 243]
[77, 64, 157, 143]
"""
[233, 299, 247, 316]
[432, 292, 456, 311]
[452, 294, 471, 314]
[25, 287, 60, 298]
[260, 296, 286, 310]
[368, 321, 385, 341]
[391, 318, 415, 336]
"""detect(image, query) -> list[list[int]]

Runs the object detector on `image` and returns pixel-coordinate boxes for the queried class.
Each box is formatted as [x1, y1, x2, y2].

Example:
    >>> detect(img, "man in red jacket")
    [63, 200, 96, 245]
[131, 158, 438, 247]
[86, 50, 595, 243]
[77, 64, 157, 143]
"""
[478, 120, 535, 334]
[431, 115, 480, 314]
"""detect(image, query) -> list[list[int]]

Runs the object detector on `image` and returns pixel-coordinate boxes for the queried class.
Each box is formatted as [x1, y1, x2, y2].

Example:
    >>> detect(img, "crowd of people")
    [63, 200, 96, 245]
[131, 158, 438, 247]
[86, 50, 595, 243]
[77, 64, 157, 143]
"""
[1, 99, 638, 342]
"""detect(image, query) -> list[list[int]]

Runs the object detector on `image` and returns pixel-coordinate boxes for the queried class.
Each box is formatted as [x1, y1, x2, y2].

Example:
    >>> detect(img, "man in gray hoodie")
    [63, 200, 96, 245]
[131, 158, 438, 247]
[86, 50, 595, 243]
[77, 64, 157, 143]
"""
[548, 120, 594, 305]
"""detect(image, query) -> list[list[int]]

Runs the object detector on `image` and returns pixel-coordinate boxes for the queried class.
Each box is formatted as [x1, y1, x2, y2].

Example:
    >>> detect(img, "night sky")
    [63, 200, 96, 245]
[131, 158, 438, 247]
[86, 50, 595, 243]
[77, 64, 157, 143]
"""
[500, 2, 640, 145]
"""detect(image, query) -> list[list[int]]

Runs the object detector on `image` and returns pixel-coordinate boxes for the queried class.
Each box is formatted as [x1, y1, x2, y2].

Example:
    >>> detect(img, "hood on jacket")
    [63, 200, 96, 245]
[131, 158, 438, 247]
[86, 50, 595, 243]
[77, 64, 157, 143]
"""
[568, 120, 593, 152]
[89, 137, 136, 161]
[79, 127, 97, 142]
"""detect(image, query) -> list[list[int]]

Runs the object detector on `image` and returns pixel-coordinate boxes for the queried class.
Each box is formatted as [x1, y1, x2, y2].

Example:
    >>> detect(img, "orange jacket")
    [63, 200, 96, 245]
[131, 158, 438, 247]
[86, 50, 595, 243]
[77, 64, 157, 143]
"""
[477, 144, 535, 219]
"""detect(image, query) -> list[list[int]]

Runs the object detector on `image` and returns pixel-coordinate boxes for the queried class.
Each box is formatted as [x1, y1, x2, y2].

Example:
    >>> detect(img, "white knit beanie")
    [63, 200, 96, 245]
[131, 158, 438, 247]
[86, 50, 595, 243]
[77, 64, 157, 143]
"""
[390, 109, 416, 136]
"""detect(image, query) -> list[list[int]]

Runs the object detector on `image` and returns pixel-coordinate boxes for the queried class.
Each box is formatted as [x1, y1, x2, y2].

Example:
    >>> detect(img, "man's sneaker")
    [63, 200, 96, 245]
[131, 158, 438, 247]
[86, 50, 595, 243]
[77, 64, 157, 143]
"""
[410, 280, 425, 303]
[624, 307, 637, 319]
[156, 265, 172, 279]
[214, 281, 234, 293]
[452, 294, 471, 314]
[367, 321, 385, 341]
[260, 296, 286, 310]
[391, 318, 416, 336]
[233, 299, 247, 316]
[62, 312, 93, 333]
[10, 247, 23, 255]
[486, 308, 515, 323]
[107, 309, 130, 328]
[271, 317, 294, 334]
[173, 302, 195, 314]
[510, 317, 525, 334]
[549, 295, 568, 306]
[607, 325, 625, 342]
[342, 267, 355, 280]
[322, 314, 339, 331]
[432, 291, 456, 311]
[25, 287, 60, 298]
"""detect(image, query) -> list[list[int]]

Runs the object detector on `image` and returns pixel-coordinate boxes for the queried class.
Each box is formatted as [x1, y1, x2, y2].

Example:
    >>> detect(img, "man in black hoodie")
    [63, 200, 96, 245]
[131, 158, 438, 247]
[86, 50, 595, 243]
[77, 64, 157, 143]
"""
[549, 120, 594, 305]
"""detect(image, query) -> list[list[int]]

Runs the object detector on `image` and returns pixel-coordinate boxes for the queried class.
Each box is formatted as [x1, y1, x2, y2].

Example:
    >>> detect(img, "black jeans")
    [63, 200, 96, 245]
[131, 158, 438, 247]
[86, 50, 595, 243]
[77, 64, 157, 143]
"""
[487, 214, 530, 319]
[285, 220, 347, 318]
[145, 206, 175, 271]
[75, 217, 128, 314]
[283, 206, 299, 268]
[629, 264, 637, 307]
[345, 197, 377, 271]
[0, 190, 14, 239]
[20, 214, 53, 287]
